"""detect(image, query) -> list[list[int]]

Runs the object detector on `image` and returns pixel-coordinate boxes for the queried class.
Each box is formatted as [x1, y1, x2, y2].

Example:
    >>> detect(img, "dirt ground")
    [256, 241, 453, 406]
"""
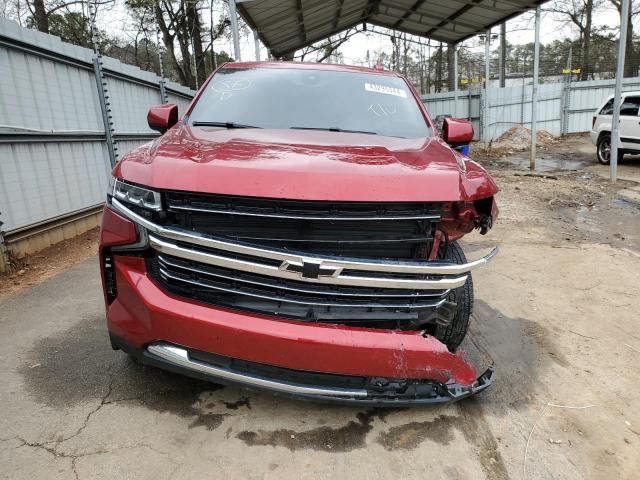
[0, 229, 99, 301]
[0, 134, 639, 479]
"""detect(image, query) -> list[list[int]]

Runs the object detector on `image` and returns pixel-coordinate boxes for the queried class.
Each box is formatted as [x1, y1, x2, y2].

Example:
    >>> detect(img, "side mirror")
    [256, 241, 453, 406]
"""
[147, 104, 178, 134]
[442, 117, 474, 147]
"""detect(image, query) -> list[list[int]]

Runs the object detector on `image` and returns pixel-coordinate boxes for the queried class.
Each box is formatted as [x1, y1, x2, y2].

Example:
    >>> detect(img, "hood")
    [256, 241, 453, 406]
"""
[114, 125, 498, 202]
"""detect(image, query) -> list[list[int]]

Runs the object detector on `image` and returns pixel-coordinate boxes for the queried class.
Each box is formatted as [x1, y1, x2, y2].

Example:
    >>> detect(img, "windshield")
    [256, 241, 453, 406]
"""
[188, 67, 432, 139]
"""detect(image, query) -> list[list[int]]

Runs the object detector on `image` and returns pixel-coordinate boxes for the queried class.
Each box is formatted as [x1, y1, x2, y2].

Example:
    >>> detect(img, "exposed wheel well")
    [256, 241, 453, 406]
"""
[597, 131, 610, 143]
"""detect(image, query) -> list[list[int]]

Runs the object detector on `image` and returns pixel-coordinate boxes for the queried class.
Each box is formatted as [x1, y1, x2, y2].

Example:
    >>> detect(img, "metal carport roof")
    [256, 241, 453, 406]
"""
[237, 0, 546, 58]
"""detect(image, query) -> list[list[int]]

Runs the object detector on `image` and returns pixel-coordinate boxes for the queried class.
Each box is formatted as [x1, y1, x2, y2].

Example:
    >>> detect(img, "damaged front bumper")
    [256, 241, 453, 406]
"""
[114, 338, 494, 406]
[108, 256, 494, 406]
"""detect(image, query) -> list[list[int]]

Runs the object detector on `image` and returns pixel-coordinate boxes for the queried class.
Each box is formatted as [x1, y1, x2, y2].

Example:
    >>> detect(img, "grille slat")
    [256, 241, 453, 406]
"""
[157, 255, 447, 299]
[143, 191, 456, 327]
[149, 253, 450, 325]
[166, 192, 442, 220]
[165, 191, 443, 259]
[158, 266, 445, 309]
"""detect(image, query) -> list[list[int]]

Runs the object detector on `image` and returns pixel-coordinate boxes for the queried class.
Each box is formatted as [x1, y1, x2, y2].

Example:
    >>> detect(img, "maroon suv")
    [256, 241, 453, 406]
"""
[100, 62, 499, 405]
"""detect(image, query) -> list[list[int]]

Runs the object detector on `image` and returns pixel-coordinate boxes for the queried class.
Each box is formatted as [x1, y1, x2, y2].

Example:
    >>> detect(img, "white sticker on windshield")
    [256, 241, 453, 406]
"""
[364, 83, 407, 98]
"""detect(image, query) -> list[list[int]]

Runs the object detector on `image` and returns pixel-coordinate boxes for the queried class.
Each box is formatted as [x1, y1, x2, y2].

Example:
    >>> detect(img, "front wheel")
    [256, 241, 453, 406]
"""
[433, 242, 473, 352]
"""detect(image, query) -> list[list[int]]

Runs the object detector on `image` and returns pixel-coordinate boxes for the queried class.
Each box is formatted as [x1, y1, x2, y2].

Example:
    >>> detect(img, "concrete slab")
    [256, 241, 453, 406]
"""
[2, 242, 639, 479]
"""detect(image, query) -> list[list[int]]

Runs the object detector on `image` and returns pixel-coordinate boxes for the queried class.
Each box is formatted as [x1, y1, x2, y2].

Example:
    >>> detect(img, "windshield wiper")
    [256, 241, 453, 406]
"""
[290, 126, 377, 135]
[192, 121, 262, 129]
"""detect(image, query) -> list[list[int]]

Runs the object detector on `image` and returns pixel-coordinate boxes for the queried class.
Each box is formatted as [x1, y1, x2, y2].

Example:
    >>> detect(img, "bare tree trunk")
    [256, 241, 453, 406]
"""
[390, 33, 398, 71]
[609, 0, 638, 77]
[134, 35, 140, 68]
[32, 0, 48, 32]
[176, 33, 194, 88]
[580, 0, 593, 80]
[174, 5, 195, 88]
[625, 6, 637, 76]
[186, 1, 206, 87]
[447, 42, 455, 91]
[402, 33, 408, 75]
[155, 1, 188, 86]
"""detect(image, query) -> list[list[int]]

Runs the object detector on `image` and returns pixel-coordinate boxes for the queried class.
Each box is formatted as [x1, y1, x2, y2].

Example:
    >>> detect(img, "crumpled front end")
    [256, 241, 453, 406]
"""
[107, 253, 494, 405]
[100, 176, 498, 404]
[137, 343, 494, 406]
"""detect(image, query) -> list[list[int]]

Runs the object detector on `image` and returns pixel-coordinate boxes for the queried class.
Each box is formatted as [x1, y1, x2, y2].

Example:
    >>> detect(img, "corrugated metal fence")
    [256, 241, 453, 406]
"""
[421, 77, 640, 142]
[2, 16, 639, 251]
[0, 18, 195, 235]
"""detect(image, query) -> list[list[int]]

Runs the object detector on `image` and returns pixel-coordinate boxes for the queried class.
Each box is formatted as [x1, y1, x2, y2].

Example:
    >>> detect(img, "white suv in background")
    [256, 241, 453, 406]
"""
[591, 92, 640, 164]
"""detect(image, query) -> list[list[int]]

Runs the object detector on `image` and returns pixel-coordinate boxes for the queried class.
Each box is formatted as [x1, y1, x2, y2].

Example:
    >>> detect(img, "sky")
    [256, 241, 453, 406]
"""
[91, 1, 625, 65]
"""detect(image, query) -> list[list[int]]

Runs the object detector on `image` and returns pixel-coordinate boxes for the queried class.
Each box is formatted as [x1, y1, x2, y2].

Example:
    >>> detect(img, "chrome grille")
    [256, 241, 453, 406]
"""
[164, 191, 444, 259]
[149, 252, 450, 325]
[147, 234, 471, 290]
[110, 197, 497, 328]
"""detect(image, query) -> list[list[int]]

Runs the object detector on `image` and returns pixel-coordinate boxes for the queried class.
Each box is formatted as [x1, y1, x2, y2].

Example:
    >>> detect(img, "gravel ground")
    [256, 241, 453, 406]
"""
[1, 135, 639, 479]
[0, 229, 98, 301]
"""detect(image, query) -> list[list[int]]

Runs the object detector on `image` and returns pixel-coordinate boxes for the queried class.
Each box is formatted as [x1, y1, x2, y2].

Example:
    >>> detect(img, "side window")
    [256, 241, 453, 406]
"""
[599, 99, 614, 115]
[620, 96, 640, 116]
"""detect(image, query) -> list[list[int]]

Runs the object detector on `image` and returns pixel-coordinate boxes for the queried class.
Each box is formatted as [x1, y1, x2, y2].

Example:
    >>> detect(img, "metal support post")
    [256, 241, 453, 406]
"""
[483, 29, 490, 141]
[611, 0, 630, 182]
[253, 29, 261, 61]
[229, 0, 241, 61]
[155, 19, 168, 104]
[453, 43, 459, 117]
[480, 87, 486, 141]
[561, 46, 572, 136]
[484, 29, 490, 89]
[520, 73, 525, 124]
[159, 78, 168, 105]
[499, 22, 506, 88]
[88, 0, 117, 167]
[93, 58, 117, 167]
[530, 5, 540, 170]
[210, 0, 217, 71]
[0, 222, 8, 273]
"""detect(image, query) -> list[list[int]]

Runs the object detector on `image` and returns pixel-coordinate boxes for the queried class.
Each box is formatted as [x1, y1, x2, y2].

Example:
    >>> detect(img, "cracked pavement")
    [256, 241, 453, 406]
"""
[1, 151, 640, 478]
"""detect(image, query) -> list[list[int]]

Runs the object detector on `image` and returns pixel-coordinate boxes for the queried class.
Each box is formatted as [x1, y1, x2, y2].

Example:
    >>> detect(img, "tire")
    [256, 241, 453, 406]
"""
[434, 241, 473, 352]
[597, 134, 611, 165]
[597, 134, 623, 165]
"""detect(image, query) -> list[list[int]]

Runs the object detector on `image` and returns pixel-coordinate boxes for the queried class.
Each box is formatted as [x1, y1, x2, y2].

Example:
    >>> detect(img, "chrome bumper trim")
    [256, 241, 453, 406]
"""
[150, 235, 468, 290]
[147, 343, 369, 398]
[111, 198, 498, 278]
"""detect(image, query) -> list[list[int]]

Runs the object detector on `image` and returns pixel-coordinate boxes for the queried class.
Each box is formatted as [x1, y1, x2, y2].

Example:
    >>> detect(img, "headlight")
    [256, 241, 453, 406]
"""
[454, 152, 467, 172]
[109, 177, 162, 211]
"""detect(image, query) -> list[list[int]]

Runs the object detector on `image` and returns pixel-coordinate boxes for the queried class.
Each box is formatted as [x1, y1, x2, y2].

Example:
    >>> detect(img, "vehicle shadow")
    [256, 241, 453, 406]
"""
[18, 297, 563, 456]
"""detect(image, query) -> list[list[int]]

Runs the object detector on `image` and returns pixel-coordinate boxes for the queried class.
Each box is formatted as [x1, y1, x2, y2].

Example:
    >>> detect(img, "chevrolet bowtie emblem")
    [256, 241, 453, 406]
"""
[280, 260, 342, 279]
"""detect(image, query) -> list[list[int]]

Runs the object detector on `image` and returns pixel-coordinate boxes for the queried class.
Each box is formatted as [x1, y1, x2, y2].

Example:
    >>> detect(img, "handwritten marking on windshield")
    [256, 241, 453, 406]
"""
[368, 104, 397, 116]
[211, 79, 252, 100]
